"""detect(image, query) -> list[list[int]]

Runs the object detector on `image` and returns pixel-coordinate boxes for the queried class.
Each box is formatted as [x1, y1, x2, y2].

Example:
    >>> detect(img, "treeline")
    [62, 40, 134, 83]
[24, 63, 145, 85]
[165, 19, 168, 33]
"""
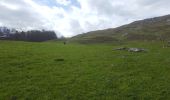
[4, 30, 57, 42]
[0, 31, 3, 36]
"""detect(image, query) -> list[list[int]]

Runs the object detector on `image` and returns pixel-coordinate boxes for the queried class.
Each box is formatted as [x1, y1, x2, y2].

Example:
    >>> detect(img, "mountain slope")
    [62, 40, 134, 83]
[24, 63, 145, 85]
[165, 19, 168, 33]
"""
[71, 14, 170, 43]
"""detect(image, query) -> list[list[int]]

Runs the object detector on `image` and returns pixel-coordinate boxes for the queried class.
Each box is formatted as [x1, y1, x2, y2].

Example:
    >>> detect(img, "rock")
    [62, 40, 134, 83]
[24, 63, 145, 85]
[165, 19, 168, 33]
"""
[128, 48, 147, 52]
[113, 47, 128, 51]
[113, 47, 147, 53]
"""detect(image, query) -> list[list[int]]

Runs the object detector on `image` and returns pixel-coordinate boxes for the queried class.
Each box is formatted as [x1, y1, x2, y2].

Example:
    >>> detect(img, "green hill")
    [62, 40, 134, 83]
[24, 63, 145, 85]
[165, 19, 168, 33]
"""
[71, 14, 170, 43]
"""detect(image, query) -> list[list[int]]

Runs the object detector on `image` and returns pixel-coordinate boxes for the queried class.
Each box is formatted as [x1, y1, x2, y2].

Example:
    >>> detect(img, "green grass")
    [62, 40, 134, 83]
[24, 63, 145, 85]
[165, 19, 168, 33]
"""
[0, 40, 170, 100]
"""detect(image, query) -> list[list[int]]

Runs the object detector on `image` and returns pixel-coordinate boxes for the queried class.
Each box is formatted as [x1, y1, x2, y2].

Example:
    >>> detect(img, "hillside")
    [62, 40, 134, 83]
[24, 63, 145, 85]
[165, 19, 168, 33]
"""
[71, 14, 170, 43]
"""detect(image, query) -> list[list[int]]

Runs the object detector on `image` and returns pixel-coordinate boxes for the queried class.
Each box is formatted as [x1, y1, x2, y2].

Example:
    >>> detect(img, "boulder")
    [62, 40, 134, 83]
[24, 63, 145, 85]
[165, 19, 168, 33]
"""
[128, 48, 147, 52]
[113, 47, 128, 51]
[113, 47, 147, 53]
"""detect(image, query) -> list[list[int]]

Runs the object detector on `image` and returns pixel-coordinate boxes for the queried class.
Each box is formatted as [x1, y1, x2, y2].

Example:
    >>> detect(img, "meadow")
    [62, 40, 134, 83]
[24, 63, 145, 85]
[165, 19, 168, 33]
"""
[0, 40, 170, 100]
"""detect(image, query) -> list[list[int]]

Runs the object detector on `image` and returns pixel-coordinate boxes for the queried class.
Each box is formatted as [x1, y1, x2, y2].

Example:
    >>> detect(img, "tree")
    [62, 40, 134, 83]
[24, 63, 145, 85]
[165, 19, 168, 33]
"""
[0, 31, 3, 36]
[0, 28, 57, 42]
[26, 30, 57, 42]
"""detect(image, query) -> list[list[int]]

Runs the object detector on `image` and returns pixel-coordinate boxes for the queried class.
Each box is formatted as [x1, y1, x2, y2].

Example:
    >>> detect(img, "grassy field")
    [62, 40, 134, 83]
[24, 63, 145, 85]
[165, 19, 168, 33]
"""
[0, 40, 170, 100]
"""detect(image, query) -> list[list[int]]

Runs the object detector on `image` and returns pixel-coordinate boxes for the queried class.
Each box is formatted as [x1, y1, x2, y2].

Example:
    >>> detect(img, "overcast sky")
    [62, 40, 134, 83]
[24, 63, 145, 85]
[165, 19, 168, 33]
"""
[0, 0, 170, 37]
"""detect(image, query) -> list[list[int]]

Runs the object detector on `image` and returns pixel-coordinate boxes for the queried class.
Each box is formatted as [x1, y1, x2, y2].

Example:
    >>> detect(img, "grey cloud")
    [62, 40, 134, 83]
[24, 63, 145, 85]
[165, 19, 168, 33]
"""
[86, 0, 134, 17]
[69, 19, 83, 35]
[137, 0, 170, 6]
[0, 0, 45, 29]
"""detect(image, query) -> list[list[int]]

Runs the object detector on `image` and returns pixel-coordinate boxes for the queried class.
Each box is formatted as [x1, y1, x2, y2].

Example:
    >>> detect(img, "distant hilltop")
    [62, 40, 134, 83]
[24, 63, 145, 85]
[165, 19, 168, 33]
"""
[70, 14, 170, 44]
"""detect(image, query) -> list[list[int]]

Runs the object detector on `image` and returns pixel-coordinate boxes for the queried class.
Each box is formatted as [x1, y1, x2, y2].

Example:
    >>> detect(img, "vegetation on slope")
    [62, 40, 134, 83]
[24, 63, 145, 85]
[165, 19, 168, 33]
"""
[71, 14, 170, 43]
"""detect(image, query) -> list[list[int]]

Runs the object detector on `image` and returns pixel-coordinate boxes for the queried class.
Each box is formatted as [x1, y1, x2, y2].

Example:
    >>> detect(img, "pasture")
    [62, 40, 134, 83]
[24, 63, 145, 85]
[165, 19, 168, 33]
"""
[0, 40, 170, 100]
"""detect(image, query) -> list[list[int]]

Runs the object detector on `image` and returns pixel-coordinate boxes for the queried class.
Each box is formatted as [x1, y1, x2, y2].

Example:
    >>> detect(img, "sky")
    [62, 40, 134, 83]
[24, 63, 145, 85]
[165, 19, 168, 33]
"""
[0, 0, 170, 37]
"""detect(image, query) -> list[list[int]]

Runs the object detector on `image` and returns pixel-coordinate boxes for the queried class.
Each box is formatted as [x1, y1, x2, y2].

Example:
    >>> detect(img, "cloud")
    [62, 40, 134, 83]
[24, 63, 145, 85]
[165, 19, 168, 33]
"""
[0, 0, 45, 30]
[0, 2, 20, 10]
[56, 0, 71, 6]
[0, 0, 170, 37]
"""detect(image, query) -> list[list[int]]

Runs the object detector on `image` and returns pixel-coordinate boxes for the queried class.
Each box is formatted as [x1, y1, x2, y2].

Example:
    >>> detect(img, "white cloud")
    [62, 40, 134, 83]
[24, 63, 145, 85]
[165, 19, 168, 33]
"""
[56, 0, 71, 6]
[0, 2, 20, 10]
[0, 0, 170, 37]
